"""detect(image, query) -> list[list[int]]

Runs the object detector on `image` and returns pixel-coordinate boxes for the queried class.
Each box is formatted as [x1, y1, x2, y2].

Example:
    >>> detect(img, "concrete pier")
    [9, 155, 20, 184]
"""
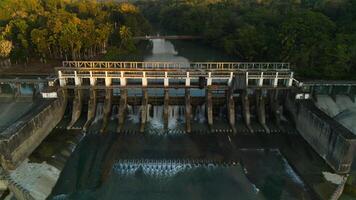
[83, 89, 97, 131]
[206, 87, 213, 129]
[14, 83, 21, 98]
[227, 90, 236, 133]
[270, 90, 281, 126]
[163, 89, 169, 130]
[101, 89, 112, 133]
[242, 90, 253, 133]
[185, 89, 192, 133]
[67, 89, 83, 129]
[140, 88, 148, 133]
[117, 89, 127, 133]
[256, 90, 270, 133]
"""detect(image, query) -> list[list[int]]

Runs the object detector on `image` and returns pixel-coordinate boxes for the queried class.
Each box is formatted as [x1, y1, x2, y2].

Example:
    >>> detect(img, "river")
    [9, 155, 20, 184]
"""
[47, 39, 314, 200]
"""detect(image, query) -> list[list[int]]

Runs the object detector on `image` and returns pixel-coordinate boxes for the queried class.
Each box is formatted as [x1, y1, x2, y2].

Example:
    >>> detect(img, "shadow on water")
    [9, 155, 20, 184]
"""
[48, 131, 316, 200]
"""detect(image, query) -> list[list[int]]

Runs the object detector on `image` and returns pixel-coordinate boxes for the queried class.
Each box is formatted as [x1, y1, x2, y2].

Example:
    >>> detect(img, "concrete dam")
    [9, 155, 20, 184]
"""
[0, 61, 356, 199]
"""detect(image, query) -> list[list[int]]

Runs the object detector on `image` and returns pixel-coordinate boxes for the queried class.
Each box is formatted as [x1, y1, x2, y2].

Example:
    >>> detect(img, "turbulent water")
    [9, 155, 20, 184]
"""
[49, 39, 313, 200]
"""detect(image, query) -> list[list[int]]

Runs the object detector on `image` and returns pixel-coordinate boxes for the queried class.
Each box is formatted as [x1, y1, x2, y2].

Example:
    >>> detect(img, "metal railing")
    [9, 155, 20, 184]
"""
[62, 61, 290, 71]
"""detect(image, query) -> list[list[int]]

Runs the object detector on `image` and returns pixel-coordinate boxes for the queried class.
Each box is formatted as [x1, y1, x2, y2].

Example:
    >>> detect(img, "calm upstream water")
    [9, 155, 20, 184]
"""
[49, 40, 313, 200]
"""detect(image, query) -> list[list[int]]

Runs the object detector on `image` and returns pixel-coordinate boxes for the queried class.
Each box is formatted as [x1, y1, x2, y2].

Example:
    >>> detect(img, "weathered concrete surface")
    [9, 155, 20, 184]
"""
[185, 89, 192, 133]
[140, 88, 148, 133]
[117, 89, 127, 133]
[67, 89, 83, 129]
[269, 90, 281, 127]
[206, 87, 213, 128]
[227, 90, 236, 133]
[83, 89, 97, 131]
[101, 89, 112, 134]
[0, 89, 67, 170]
[286, 97, 356, 173]
[0, 101, 35, 132]
[256, 90, 270, 133]
[8, 160, 59, 200]
[242, 91, 253, 133]
[163, 89, 169, 130]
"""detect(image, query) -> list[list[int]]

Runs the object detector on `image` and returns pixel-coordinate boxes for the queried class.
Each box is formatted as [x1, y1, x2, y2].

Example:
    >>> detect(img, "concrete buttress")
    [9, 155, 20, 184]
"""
[117, 89, 127, 133]
[67, 89, 83, 129]
[140, 88, 148, 133]
[164, 89, 169, 130]
[185, 88, 192, 133]
[100, 89, 112, 133]
[242, 90, 253, 133]
[83, 89, 97, 131]
[256, 90, 270, 133]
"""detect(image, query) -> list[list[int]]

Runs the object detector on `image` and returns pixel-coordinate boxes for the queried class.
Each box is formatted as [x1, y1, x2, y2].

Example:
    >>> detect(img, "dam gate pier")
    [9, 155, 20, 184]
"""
[56, 61, 296, 134]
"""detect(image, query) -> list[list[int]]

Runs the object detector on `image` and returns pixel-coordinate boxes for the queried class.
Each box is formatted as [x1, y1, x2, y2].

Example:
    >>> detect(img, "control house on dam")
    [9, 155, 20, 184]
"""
[0, 61, 355, 200]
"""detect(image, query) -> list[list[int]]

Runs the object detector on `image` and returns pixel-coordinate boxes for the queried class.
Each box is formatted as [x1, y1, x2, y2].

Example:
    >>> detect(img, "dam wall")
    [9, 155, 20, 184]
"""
[286, 95, 356, 173]
[0, 89, 67, 170]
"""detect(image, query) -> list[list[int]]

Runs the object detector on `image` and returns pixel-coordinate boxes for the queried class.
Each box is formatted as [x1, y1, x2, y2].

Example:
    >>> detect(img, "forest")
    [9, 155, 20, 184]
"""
[0, 0, 151, 63]
[137, 0, 356, 80]
[1, 0, 356, 80]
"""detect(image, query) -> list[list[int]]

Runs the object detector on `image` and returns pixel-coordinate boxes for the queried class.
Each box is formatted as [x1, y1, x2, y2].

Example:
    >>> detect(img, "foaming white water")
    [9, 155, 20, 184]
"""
[127, 105, 141, 123]
[148, 105, 164, 129]
[93, 103, 104, 124]
[112, 159, 221, 177]
[168, 106, 185, 129]
[194, 104, 206, 123]
[144, 39, 189, 63]
[151, 39, 178, 55]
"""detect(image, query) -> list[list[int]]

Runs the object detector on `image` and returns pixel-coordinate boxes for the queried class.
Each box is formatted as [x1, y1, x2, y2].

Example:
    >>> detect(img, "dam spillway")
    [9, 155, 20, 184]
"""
[0, 61, 356, 199]
[56, 61, 296, 134]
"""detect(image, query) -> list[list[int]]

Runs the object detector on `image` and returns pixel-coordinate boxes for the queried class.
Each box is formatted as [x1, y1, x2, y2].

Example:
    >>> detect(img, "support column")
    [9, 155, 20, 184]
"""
[270, 90, 281, 127]
[185, 88, 192, 133]
[100, 88, 112, 134]
[227, 90, 236, 133]
[67, 89, 83, 129]
[58, 71, 67, 87]
[163, 89, 169, 130]
[140, 88, 148, 133]
[347, 85, 355, 102]
[32, 83, 39, 100]
[256, 90, 270, 133]
[242, 90, 253, 133]
[206, 87, 213, 129]
[328, 85, 338, 102]
[83, 89, 97, 131]
[15, 83, 21, 97]
[117, 88, 127, 133]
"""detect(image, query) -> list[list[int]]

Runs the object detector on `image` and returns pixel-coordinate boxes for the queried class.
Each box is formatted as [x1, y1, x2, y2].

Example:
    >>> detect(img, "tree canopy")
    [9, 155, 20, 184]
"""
[0, 0, 151, 62]
[137, 0, 356, 80]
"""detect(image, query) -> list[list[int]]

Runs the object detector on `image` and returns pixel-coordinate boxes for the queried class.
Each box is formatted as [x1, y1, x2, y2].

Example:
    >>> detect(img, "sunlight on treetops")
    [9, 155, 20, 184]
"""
[118, 3, 139, 14]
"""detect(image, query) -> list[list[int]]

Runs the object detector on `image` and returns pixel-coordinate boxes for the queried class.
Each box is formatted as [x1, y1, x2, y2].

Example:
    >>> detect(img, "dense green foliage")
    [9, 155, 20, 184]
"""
[0, 0, 151, 62]
[137, 0, 356, 79]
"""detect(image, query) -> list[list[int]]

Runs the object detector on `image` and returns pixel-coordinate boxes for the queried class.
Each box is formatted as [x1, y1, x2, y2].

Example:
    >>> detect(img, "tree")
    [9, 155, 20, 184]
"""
[118, 25, 135, 52]
[0, 39, 12, 58]
[31, 28, 49, 61]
